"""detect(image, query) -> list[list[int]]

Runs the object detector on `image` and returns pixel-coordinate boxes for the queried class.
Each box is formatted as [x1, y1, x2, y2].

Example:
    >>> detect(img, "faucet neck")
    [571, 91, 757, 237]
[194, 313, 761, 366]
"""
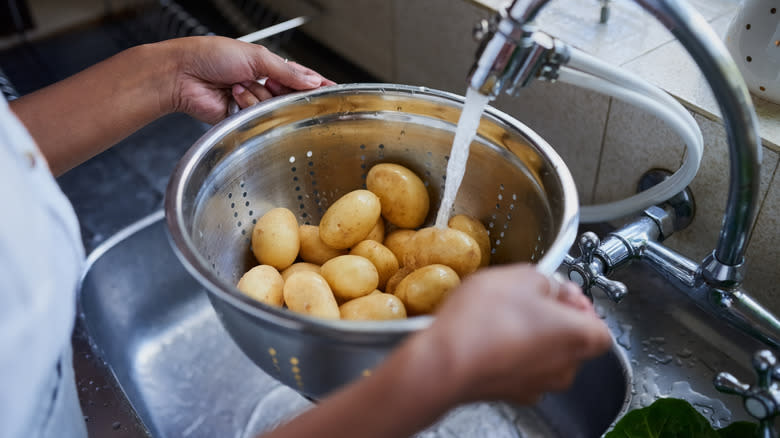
[477, 0, 762, 285]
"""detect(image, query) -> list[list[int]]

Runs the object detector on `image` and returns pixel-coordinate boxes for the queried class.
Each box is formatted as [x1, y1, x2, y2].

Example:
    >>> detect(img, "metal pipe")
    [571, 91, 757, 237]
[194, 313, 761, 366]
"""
[471, 0, 761, 285]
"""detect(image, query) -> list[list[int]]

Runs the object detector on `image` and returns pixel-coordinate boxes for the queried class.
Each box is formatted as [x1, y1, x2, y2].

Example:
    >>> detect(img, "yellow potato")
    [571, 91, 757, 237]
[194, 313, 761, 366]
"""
[251, 207, 300, 270]
[299, 224, 347, 265]
[366, 163, 430, 228]
[383, 229, 416, 265]
[448, 215, 491, 267]
[236, 265, 284, 307]
[385, 266, 414, 295]
[340, 293, 407, 320]
[394, 264, 460, 315]
[349, 240, 399, 290]
[319, 190, 382, 249]
[321, 255, 379, 301]
[404, 227, 481, 277]
[281, 262, 321, 282]
[365, 217, 385, 242]
[283, 271, 340, 319]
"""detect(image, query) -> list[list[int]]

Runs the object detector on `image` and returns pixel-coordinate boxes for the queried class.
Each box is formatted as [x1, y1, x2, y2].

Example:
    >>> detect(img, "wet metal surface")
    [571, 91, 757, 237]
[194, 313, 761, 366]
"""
[79, 212, 630, 438]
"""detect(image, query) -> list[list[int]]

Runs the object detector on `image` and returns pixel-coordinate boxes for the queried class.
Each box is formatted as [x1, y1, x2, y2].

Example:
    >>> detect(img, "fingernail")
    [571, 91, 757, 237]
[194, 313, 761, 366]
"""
[233, 83, 246, 94]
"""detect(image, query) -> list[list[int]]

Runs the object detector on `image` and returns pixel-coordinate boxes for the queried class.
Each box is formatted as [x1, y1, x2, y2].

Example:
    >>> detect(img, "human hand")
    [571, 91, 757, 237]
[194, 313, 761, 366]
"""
[422, 264, 611, 405]
[162, 36, 335, 124]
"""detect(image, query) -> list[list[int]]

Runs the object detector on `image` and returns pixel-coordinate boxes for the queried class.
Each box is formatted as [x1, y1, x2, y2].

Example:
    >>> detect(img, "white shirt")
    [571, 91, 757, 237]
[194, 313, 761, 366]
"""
[0, 98, 85, 437]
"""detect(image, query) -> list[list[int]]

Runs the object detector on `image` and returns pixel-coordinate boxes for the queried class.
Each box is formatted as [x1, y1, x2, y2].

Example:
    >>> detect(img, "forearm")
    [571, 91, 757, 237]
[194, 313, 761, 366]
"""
[9, 43, 177, 175]
[262, 333, 459, 438]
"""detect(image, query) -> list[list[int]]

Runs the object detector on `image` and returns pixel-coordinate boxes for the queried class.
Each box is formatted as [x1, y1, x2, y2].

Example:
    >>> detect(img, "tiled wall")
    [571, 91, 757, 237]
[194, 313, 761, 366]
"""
[294, 0, 780, 309]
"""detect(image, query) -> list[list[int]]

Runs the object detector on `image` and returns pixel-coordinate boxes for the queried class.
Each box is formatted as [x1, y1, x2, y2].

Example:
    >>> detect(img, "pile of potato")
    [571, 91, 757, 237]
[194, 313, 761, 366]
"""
[236, 163, 491, 321]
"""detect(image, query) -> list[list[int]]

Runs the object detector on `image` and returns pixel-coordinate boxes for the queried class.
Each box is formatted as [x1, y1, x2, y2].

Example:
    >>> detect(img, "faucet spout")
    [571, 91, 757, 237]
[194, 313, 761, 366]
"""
[472, 0, 762, 288]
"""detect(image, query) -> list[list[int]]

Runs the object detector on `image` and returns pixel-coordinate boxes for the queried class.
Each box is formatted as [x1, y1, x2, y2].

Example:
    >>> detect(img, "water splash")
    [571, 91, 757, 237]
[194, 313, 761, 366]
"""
[434, 87, 491, 228]
[668, 381, 732, 427]
[634, 367, 662, 408]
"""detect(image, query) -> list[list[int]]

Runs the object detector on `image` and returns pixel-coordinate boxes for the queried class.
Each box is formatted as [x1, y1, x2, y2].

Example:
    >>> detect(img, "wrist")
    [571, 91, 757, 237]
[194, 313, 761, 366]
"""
[126, 41, 181, 116]
[398, 329, 466, 410]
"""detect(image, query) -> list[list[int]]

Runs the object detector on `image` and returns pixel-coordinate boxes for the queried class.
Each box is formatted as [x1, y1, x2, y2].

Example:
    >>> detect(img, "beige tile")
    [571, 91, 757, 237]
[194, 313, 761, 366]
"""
[493, 81, 611, 203]
[621, 14, 732, 121]
[744, 163, 780, 311]
[534, 0, 737, 66]
[591, 98, 686, 213]
[394, 0, 487, 92]
[271, 0, 396, 81]
[663, 116, 778, 262]
[622, 13, 780, 152]
[754, 98, 780, 151]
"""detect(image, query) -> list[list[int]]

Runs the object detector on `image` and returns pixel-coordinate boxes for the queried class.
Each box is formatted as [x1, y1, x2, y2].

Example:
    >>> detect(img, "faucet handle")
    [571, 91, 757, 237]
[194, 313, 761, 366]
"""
[713, 372, 751, 396]
[562, 232, 628, 302]
[715, 350, 780, 437]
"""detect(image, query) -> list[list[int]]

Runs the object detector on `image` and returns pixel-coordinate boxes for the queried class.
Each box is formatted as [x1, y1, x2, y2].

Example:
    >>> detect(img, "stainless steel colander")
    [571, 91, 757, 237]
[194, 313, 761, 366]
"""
[165, 83, 579, 398]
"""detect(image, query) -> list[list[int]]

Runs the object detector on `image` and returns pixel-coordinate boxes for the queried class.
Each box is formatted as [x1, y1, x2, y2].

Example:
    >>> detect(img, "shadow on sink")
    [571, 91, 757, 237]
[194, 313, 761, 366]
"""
[79, 211, 631, 438]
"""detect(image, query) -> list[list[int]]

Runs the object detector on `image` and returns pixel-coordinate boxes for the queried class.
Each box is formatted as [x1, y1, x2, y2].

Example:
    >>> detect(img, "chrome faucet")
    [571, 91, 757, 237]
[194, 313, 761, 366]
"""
[468, 0, 780, 349]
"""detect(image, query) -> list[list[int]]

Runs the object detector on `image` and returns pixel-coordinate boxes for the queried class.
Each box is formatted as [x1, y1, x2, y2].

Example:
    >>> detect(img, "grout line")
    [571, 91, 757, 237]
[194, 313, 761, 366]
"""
[746, 152, 779, 252]
[589, 97, 613, 205]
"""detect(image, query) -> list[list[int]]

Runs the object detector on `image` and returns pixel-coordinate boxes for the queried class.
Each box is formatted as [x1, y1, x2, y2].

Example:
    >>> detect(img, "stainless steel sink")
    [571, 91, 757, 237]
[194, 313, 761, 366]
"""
[79, 211, 768, 437]
[79, 211, 631, 438]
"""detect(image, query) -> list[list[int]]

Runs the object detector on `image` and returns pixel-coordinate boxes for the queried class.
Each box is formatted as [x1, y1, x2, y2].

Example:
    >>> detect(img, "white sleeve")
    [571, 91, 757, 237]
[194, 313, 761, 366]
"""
[0, 98, 84, 438]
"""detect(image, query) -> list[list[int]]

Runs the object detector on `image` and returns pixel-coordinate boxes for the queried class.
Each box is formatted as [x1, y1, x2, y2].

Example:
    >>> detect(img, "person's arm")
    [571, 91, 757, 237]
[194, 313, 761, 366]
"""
[261, 265, 612, 438]
[9, 36, 332, 175]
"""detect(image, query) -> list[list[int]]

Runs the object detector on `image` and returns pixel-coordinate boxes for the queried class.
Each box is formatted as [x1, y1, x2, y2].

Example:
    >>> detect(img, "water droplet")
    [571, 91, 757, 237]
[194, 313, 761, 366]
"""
[647, 353, 673, 364]
[616, 323, 632, 350]
[112, 421, 121, 430]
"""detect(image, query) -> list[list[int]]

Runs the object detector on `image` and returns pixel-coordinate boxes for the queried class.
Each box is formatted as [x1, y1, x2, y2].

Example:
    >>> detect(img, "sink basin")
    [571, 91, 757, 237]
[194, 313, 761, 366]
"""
[78, 211, 631, 438]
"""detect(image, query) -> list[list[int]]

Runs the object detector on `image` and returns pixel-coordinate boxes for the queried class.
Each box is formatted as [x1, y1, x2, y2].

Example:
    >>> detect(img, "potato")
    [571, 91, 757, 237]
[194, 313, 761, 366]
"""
[383, 229, 416, 265]
[340, 293, 407, 320]
[251, 207, 299, 270]
[394, 264, 460, 315]
[321, 255, 379, 301]
[236, 265, 284, 307]
[281, 262, 321, 281]
[448, 215, 491, 267]
[349, 240, 399, 290]
[385, 266, 414, 295]
[319, 190, 382, 249]
[283, 271, 340, 319]
[366, 163, 430, 228]
[365, 217, 385, 242]
[404, 227, 481, 277]
[299, 224, 347, 264]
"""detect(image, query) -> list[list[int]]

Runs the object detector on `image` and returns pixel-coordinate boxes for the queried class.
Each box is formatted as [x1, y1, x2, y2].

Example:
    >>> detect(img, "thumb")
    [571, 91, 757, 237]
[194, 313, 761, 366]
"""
[248, 45, 324, 90]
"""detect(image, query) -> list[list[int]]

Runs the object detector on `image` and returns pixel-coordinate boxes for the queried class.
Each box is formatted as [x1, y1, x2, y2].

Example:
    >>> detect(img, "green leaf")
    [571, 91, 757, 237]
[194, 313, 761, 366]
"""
[605, 398, 758, 438]
[717, 421, 757, 438]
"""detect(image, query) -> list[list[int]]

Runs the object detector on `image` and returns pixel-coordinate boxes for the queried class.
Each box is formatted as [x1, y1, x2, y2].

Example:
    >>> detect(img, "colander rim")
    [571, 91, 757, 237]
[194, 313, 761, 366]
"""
[165, 83, 579, 339]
